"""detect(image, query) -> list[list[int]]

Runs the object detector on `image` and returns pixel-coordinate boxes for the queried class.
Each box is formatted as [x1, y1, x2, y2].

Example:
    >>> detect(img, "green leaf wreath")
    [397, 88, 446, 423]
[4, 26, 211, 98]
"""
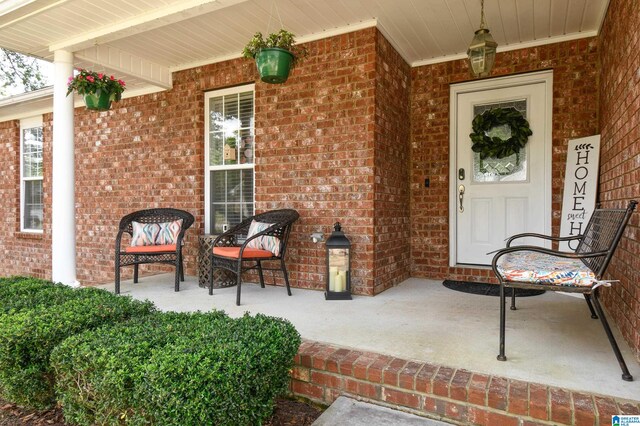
[469, 107, 532, 160]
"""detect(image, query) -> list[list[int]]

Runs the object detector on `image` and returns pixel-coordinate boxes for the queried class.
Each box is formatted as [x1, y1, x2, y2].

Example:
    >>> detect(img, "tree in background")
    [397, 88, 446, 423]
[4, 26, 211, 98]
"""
[0, 48, 47, 96]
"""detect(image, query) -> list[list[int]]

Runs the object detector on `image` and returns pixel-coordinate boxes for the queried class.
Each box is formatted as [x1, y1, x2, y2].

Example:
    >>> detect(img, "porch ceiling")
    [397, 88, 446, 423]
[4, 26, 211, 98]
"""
[0, 0, 609, 93]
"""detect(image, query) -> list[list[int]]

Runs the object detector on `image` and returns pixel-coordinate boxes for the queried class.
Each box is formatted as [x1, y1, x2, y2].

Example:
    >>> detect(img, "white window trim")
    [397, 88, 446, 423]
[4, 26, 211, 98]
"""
[204, 84, 255, 234]
[20, 115, 44, 233]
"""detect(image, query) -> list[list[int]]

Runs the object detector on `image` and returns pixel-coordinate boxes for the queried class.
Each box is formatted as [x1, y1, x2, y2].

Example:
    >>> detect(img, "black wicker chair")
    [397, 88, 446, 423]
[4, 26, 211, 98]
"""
[209, 209, 299, 305]
[491, 200, 637, 381]
[115, 208, 194, 294]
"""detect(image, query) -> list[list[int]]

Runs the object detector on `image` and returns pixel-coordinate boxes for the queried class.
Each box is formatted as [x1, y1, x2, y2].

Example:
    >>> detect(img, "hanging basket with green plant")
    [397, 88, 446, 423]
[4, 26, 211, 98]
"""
[66, 69, 126, 111]
[242, 29, 306, 84]
[469, 107, 532, 160]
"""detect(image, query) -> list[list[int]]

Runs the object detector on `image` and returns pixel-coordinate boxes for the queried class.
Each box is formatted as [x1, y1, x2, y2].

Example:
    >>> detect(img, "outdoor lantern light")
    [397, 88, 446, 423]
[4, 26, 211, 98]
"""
[467, 0, 498, 78]
[325, 222, 352, 300]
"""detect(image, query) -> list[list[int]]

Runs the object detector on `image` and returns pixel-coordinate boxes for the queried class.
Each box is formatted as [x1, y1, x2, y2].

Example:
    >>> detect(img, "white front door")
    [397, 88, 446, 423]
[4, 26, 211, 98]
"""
[450, 72, 553, 266]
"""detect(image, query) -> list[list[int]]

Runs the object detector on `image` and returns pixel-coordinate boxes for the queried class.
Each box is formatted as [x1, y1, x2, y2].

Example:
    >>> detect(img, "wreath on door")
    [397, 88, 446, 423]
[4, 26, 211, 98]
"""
[469, 107, 532, 160]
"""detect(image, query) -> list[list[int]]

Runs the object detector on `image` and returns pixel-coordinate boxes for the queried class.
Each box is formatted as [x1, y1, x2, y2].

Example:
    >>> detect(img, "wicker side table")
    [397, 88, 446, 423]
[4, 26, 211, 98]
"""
[197, 234, 237, 288]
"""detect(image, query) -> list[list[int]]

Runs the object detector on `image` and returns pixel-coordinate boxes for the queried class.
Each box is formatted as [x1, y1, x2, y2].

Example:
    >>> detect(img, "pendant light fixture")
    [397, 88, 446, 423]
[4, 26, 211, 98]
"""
[467, 0, 498, 77]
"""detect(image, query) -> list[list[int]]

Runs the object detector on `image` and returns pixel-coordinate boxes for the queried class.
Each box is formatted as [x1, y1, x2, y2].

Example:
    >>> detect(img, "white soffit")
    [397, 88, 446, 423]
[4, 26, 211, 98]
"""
[74, 45, 172, 89]
[0, 0, 610, 94]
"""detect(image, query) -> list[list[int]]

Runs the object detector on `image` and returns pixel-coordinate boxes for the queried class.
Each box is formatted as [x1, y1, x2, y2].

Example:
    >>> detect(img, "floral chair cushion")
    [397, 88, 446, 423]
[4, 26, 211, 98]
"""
[496, 250, 597, 287]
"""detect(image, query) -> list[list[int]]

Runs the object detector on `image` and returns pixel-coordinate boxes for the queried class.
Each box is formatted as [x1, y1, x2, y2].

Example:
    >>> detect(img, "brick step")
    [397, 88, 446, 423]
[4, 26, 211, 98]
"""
[291, 340, 640, 426]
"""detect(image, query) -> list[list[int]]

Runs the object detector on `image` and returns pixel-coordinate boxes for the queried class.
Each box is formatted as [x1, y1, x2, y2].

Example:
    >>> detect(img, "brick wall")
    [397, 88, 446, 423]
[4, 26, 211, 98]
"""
[598, 0, 640, 361]
[70, 28, 379, 292]
[373, 31, 412, 294]
[72, 63, 217, 284]
[0, 28, 393, 295]
[0, 118, 51, 279]
[410, 38, 600, 282]
[255, 28, 378, 295]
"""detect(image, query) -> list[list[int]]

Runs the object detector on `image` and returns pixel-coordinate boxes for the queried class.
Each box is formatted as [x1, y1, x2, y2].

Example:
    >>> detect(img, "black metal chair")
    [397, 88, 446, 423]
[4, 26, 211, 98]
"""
[491, 200, 637, 381]
[209, 209, 299, 305]
[115, 208, 194, 294]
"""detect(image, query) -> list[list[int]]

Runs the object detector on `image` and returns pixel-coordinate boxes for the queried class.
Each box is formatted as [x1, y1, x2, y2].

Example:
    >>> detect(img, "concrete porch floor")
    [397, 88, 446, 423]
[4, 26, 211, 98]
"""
[100, 274, 640, 402]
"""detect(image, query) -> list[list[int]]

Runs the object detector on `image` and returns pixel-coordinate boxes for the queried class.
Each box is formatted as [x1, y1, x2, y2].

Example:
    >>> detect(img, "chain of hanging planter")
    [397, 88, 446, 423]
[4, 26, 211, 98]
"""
[469, 107, 532, 163]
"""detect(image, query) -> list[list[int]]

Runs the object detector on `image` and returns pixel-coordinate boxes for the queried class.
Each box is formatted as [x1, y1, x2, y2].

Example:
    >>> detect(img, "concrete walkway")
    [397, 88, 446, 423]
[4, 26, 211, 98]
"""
[312, 397, 453, 425]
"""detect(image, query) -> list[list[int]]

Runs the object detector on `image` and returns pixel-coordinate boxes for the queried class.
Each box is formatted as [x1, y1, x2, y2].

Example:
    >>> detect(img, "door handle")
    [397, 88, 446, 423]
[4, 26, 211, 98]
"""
[458, 185, 465, 212]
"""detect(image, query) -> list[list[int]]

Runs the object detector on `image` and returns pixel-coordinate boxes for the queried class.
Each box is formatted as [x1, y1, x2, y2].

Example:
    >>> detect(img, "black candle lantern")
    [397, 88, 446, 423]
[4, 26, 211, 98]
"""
[325, 222, 352, 300]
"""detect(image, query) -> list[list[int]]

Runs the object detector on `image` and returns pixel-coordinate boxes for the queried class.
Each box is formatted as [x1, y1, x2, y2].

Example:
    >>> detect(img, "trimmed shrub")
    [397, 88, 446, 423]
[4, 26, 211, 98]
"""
[0, 286, 154, 408]
[52, 311, 231, 426]
[52, 311, 301, 426]
[0, 277, 78, 315]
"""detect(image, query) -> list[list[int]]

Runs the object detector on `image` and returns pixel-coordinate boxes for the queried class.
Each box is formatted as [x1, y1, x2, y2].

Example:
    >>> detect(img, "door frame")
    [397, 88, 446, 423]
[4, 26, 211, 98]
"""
[448, 70, 553, 267]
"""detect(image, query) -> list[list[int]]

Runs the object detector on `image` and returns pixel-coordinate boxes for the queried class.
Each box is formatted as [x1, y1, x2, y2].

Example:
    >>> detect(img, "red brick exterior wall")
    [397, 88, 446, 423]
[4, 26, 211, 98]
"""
[373, 31, 412, 294]
[598, 0, 640, 361]
[0, 118, 51, 279]
[410, 38, 600, 282]
[1, 28, 405, 296]
[255, 28, 378, 295]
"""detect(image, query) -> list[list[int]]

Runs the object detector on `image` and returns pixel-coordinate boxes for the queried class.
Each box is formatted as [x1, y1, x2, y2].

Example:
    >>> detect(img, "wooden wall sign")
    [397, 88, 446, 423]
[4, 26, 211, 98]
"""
[559, 135, 601, 251]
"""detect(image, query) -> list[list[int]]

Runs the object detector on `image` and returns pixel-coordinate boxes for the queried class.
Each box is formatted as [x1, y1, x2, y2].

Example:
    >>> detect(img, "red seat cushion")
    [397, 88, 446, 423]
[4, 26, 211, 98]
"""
[213, 247, 274, 259]
[124, 244, 177, 253]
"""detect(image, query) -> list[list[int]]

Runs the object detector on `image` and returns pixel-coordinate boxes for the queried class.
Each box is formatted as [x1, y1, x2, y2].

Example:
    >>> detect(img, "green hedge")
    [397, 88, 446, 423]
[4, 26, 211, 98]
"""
[52, 311, 301, 426]
[0, 280, 155, 408]
[0, 277, 78, 315]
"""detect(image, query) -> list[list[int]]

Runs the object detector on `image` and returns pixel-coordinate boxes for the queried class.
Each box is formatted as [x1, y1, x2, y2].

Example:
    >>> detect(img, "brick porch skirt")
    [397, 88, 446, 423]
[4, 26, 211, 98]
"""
[290, 341, 640, 426]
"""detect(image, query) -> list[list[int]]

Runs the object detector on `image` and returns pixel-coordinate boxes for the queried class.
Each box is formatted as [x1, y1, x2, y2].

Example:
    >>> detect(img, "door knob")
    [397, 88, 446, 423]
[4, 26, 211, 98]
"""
[458, 185, 465, 212]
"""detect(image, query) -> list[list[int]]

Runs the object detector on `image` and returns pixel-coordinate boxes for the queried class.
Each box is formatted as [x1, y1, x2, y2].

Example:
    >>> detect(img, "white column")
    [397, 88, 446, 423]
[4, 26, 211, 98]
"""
[51, 50, 78, 286]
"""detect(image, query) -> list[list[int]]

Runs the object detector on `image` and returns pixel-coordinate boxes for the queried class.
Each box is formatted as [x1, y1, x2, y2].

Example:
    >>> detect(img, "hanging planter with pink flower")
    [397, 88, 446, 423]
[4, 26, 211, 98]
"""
[66, 69, 126, 111]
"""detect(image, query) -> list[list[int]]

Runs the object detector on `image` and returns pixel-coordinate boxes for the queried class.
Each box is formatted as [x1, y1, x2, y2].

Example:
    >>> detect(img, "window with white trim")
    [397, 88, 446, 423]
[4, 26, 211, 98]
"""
[205, 85, 255, 234]
[20, 116, 44, 232]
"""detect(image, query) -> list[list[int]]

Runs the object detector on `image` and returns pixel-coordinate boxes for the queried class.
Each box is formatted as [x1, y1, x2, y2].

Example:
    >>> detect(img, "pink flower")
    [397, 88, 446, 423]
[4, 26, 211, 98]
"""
[67, 76, 73, 83]
[110, 75, 115, 80]
[86, 76, 95, 83]
[118, 79, 126, 86]
[78, 75, 83, 80]
[98, 73, 104, 79]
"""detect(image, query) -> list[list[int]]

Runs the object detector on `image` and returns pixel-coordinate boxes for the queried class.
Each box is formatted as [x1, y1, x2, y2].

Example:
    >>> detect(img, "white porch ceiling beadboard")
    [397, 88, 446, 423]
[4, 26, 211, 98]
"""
[0, 0, 609, 88]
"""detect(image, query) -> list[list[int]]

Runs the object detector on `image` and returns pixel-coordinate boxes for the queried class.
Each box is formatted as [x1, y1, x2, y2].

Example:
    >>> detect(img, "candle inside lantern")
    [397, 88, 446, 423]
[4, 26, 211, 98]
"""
[329, 266, 338, 291]
[335, 271, 346, 292]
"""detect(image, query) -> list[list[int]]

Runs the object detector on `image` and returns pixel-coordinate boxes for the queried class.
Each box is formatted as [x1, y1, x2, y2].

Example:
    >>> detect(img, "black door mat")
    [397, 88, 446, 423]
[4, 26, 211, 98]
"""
[443, 280, 545, 297]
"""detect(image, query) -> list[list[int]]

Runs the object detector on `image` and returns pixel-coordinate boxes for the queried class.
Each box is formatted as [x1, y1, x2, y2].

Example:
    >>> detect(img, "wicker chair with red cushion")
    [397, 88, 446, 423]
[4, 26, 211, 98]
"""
[209, 209, 299, 305]
[115, 208, 194, 294]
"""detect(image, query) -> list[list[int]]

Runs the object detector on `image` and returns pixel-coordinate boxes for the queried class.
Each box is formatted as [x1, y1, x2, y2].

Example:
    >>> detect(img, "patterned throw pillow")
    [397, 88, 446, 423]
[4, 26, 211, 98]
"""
[130, 219, 183, 246]
[246, 220, 281, 256]
[131, 221, 161, 246]
[156, 219, 183, 245]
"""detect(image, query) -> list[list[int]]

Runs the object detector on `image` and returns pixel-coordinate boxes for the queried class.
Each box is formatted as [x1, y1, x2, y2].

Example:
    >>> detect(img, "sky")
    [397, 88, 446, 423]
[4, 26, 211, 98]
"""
[1, 55, 53, 97]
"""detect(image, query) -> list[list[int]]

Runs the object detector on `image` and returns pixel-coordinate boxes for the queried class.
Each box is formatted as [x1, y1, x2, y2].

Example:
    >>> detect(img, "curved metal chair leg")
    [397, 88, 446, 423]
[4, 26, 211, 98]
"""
[583, 294, 598, 319]
[133, 261, 139, 283]
[179, 254, 185, 282]
[174, 254, 181, 292]
[235, 262, 243, 306]
[498, 281, 507, 361]
[115, 257, 121, 294]
[281, 258, 292, 296]
[592, 289, 633, 381]
[208, 254, 215, 296]
[510, 290, 517, 310]
[257, 260, 265, 288]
